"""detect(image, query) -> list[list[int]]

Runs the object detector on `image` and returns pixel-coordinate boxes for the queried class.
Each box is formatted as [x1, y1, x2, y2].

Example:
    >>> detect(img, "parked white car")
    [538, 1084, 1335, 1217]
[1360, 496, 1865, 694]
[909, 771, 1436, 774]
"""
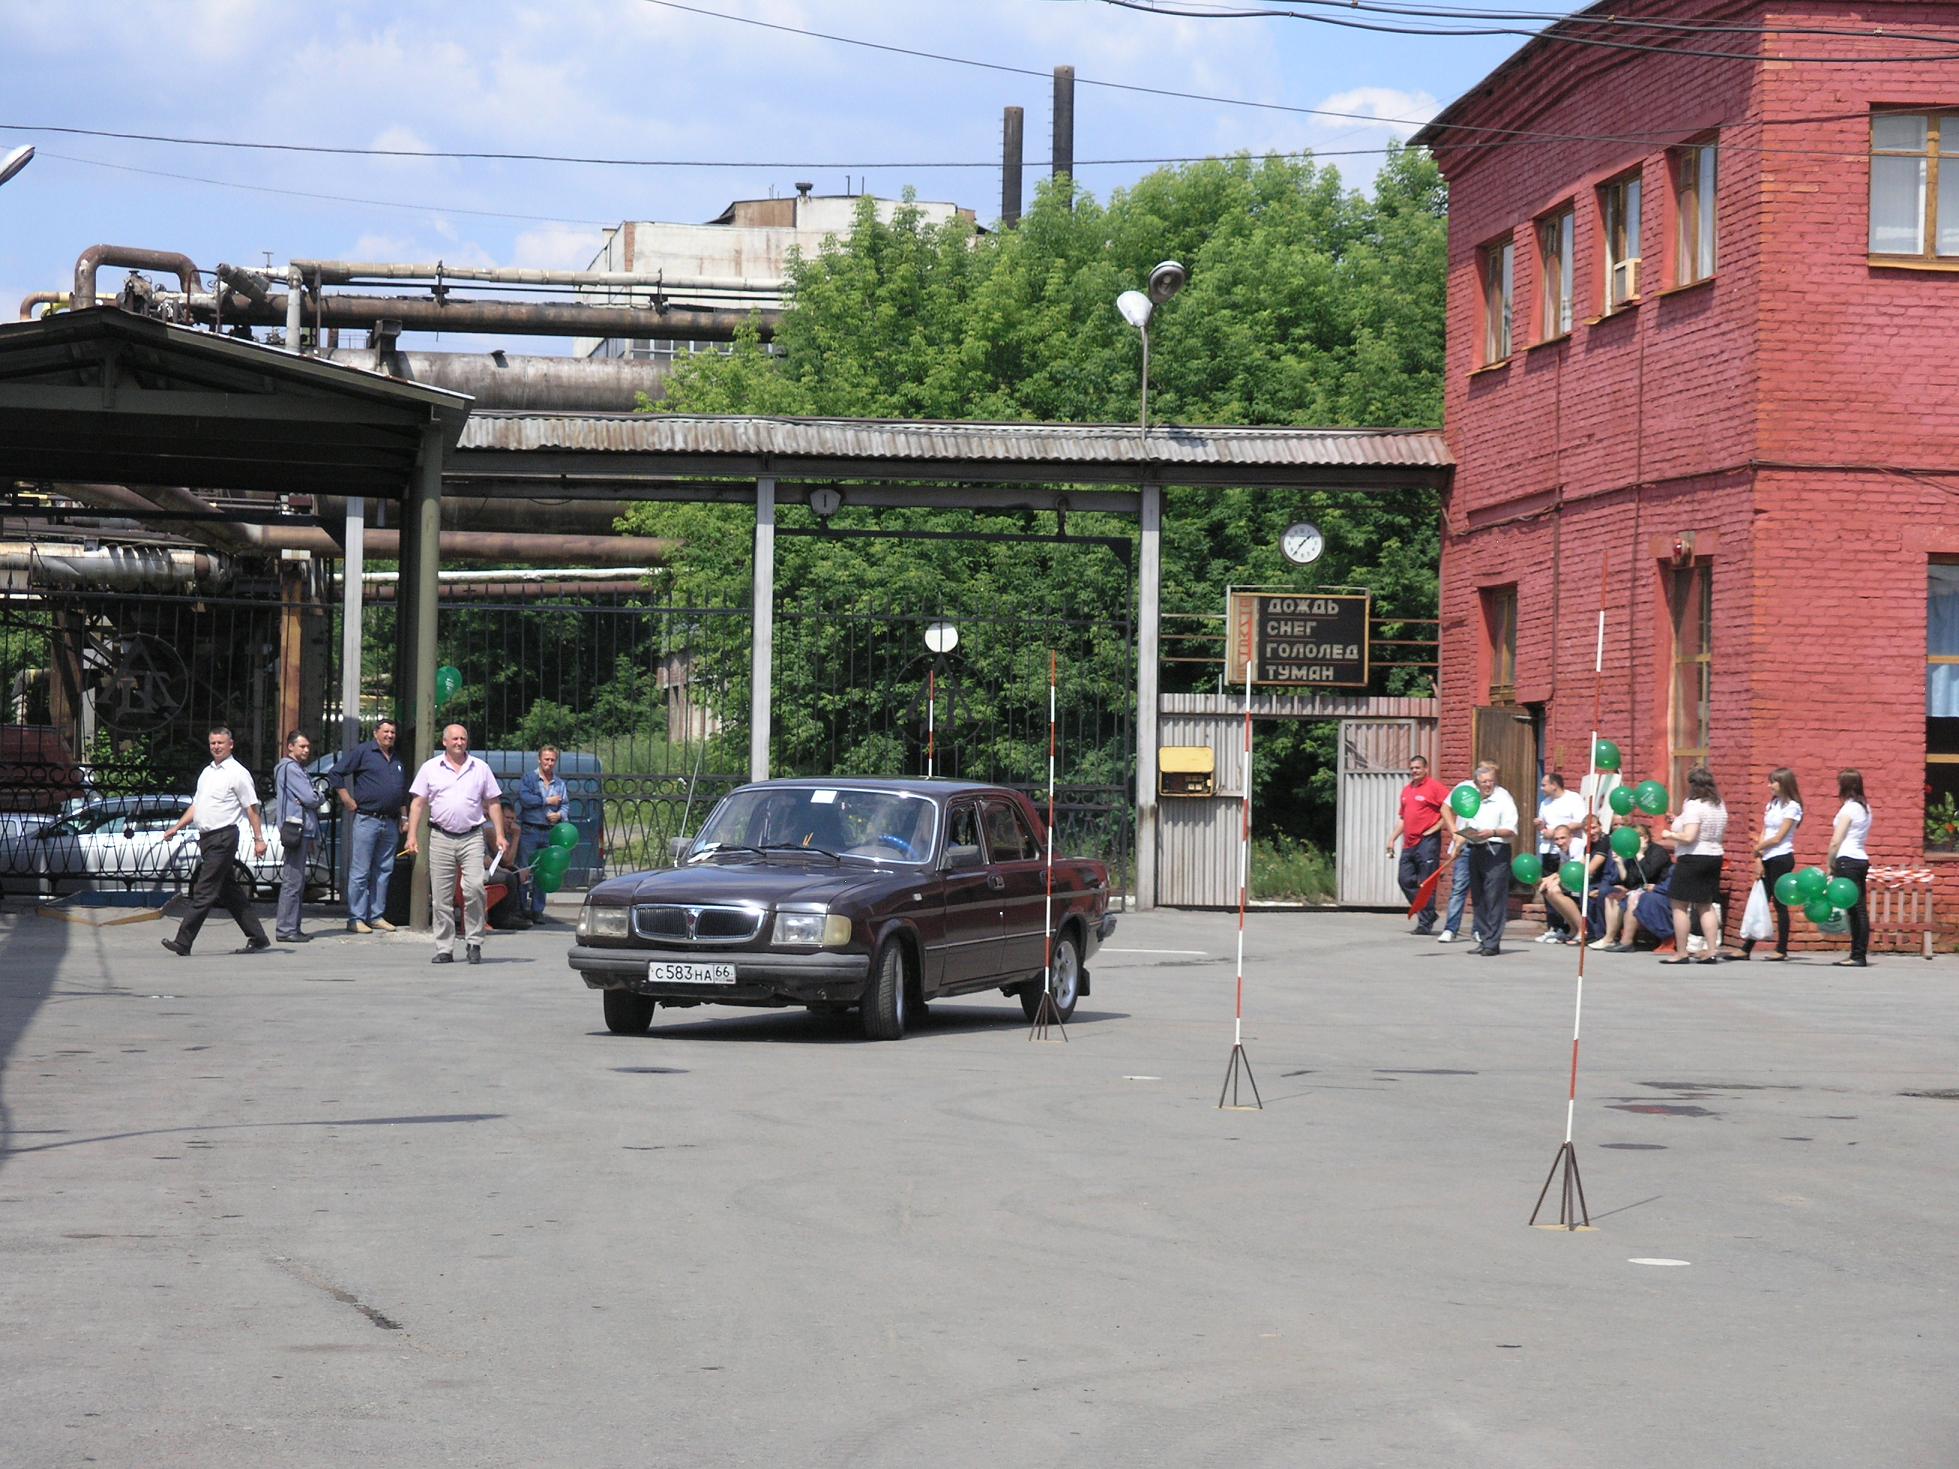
[0, 795, 327, 900]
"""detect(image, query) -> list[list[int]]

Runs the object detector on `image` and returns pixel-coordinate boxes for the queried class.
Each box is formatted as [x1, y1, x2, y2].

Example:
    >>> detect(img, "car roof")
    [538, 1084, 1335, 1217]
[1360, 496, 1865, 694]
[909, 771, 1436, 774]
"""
[734, 777, 1017, 800]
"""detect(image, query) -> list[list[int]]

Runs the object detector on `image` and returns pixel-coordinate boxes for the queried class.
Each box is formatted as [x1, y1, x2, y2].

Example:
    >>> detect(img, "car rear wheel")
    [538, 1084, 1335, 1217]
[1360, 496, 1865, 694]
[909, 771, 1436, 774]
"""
[860, 939, 910, 1041]
[603, 988, 656, 1035]
[1018, 931, 1082, 1023]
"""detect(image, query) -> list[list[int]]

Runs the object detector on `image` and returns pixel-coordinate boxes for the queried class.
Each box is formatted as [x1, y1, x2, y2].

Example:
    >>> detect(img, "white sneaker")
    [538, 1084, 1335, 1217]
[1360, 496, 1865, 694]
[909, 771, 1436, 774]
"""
[1535, 931, 1560, 943]
[1436, 930, 1455, 943]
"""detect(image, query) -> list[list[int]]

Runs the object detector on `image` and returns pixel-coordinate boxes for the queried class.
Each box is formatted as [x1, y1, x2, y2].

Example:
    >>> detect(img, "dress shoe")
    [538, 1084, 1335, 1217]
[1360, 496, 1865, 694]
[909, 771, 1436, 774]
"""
[349, 920, 374, 935]
[466, 944, 482, 965]
[432, 952, 455, 964]
[1477, 946, 1500, 956]
[370, 918, 396, 932]
[160, 938, 190, 957]
[276, 932, 310, 943]
[243, 937, 271, 953]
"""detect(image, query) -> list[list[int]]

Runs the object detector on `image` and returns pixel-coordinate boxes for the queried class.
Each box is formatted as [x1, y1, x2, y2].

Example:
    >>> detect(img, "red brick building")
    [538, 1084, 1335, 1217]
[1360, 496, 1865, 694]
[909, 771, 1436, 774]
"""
[1415, 1, 1959, 928]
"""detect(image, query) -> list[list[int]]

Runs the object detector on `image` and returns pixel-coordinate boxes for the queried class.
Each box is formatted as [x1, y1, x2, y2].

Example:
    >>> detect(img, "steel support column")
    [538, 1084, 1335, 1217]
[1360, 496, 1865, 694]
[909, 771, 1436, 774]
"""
[750, 475, 775, 781]
[402, 423, 443, 931]
[1135, 481, 1161, 911]
[338, 494, 365, 895]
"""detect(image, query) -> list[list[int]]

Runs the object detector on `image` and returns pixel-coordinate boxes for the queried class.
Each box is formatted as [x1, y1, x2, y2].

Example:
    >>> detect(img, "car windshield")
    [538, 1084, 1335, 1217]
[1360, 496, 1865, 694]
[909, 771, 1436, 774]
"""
[692, 787, 937, 865]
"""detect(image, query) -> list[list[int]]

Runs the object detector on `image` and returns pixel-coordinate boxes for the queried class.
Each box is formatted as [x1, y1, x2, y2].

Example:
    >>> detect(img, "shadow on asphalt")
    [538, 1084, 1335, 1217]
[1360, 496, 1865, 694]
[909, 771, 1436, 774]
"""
[0, 907, 72, 1176]
[589, 1004, 1131, 1045]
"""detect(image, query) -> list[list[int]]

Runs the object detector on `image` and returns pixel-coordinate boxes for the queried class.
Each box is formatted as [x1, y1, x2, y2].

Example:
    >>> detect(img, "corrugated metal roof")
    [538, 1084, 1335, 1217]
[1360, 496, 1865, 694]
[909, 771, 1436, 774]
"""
[457, 412, 1452, 470]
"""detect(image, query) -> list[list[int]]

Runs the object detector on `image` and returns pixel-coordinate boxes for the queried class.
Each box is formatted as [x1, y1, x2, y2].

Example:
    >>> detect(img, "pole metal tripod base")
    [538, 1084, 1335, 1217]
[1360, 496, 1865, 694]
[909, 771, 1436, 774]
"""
[1529, 1140, 1593, 1230]
[1026, 986, 1068, 1043]
[1217, 1043, 1263, 1110]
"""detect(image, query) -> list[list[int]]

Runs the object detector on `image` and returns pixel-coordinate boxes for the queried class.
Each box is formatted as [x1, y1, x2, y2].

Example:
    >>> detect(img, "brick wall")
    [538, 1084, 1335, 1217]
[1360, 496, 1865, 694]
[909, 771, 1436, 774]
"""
[1425, 0, 1959, 943]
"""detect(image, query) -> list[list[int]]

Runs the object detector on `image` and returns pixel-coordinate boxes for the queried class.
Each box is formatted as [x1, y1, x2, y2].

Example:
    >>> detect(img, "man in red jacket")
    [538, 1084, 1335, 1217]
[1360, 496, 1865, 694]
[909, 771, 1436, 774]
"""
[1386, 755, 1451, 934]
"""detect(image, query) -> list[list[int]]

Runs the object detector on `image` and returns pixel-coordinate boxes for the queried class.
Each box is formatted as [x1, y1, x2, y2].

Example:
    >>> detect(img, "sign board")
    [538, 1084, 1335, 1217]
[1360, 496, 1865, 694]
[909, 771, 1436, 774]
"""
[1227, 591, 1370, 688]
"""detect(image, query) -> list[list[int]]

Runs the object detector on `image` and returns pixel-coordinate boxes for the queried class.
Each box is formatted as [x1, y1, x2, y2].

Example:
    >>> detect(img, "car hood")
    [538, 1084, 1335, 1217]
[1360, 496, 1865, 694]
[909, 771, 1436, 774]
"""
[590, 861, 894, 909]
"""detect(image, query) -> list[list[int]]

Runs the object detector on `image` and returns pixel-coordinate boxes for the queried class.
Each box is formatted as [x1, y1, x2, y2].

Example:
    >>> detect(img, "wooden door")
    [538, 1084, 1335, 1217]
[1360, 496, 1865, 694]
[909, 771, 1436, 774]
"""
[1472, 705, 1537, 814]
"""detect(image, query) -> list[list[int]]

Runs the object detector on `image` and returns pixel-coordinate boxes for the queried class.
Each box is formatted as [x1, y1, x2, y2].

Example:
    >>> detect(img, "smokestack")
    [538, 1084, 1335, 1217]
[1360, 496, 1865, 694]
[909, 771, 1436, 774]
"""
[1052, 65, 1075, 200]
[1002, 106, 1025, 227]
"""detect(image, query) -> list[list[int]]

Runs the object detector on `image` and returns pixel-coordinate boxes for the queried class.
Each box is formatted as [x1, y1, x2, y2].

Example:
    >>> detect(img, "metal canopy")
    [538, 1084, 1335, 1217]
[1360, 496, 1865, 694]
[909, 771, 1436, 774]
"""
[0, 308, 472, 499]
[450, 410, 1452, 497]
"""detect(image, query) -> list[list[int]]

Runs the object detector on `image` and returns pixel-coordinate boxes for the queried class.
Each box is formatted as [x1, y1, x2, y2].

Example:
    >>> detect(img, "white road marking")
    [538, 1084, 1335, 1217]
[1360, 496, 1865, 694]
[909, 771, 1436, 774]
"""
[1121, 1075, 1162, 1082]
[1628, 1258, 1691, 1267]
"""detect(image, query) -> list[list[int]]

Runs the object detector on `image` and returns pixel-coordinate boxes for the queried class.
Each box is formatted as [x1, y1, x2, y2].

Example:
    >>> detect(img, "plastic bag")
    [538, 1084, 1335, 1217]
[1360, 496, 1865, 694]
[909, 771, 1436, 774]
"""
[1740, 880, 1774, 941]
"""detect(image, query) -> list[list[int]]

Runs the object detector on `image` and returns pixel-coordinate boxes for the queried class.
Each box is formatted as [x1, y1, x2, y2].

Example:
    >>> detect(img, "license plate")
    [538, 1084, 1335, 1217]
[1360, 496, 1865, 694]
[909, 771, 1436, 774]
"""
[648, 960, 737, 985]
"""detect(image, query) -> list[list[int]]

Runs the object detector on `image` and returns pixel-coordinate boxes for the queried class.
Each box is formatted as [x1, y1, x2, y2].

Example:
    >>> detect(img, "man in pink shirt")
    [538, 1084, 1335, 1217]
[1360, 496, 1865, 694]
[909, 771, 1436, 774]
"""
[404, 723, 510, 964]
[1385, 755, 1451, 934]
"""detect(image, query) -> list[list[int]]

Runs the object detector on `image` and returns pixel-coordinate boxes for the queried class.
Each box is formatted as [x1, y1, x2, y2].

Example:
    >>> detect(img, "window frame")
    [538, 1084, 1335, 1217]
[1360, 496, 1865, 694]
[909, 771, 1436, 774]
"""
[1483, 585, 1518, 704]
[1925, 563, 1959, 845]
[1869, 109, 1959, 263]
[1536, 205, 1575, 339]
[1667, 562, 1712, 801]
[1671, 138, 1719, 286]
[1598, 169, 1644, 312]
[1480, 235, 1515, 365]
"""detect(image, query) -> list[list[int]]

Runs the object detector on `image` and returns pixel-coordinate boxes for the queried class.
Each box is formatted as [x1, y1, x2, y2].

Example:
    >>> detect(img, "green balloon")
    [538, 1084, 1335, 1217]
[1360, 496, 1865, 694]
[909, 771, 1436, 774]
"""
[1610, 825, 1642, 859]
[1804, 897, 1835, 924]
[1450, 786, 1482, 818]
[435, 664, 463, 707]
[548, 821, 581, 850]
[1773, 871, 1804, 906]
[1559, 859, 1587, 894]
[1511, 853, 1543, 885]
[1608, 786, 1635, 816]
[1796, 865, 1829, 900]
[1632, 780, 1669, 815]
[1593, 739, 1622, 772]
[533, 845, 571, 877]
[535, 862, 565, 894]
[1825, 876, 1859, 908]
[1815, 908, 1850, 935]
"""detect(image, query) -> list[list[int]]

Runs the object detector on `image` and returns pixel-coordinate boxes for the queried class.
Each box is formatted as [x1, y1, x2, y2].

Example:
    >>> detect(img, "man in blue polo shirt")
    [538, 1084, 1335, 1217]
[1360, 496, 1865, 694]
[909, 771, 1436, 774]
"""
[514, 744, 569, 922]
[331, 717, 408, 934]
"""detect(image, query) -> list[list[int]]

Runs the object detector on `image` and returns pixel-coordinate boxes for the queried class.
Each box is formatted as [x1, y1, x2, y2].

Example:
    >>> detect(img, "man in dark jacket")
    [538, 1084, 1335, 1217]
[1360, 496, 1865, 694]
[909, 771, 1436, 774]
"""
[331, 718, 408, 934]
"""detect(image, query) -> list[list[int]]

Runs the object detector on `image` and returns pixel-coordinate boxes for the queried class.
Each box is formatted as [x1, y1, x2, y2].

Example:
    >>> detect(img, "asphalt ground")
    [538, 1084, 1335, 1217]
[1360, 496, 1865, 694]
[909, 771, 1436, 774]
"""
[1, 899, 1954, 1468]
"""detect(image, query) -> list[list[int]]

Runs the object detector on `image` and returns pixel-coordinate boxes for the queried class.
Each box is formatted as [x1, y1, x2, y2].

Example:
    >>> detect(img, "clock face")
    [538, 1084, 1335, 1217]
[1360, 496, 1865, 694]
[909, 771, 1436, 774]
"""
[1281, 521, 1324, 565]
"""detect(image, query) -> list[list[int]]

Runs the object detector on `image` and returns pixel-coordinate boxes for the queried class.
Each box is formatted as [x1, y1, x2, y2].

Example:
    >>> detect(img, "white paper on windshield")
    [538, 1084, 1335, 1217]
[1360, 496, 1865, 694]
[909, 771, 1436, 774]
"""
[809, 790, 838, 803]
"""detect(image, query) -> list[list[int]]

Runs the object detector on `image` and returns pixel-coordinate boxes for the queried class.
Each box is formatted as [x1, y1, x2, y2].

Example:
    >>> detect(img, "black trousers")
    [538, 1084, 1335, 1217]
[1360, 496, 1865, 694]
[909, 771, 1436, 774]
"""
[1468, 841, 1511, 951]
[1746, 852, 1796, 954]
[1832, 855, 1871, 963]
[174, 825, 267, 948]
[1397, 830, 1443, 927]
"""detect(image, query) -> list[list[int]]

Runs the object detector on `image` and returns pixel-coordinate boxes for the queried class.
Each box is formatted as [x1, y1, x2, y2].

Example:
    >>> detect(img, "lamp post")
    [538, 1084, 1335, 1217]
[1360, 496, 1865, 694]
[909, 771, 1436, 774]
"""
[1116, 260, 1187, 433]
[0, 145, 33, 189]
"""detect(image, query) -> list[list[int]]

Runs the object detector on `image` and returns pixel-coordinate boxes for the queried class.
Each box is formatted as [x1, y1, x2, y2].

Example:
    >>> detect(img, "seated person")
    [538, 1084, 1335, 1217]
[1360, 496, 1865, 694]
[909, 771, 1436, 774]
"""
[1593, 820, 1673, 951]
[1538, 815, 1606, 943]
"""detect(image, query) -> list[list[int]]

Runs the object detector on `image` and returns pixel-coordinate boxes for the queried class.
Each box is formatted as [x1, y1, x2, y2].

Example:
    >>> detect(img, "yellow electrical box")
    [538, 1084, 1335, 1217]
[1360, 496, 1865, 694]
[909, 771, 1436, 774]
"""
[1159, 745, 1216, 797]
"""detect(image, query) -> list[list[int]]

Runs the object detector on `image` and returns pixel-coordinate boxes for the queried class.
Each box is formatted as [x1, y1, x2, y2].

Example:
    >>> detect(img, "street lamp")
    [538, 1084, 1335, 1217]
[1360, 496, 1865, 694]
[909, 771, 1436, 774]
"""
[0, 145, 33, 188]
[1116, 260, 1187, 433]
[922, 621, 959, 777]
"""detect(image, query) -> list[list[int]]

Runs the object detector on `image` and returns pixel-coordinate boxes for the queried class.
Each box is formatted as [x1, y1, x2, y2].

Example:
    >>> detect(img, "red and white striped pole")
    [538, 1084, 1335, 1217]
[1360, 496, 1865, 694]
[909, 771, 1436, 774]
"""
[1042, 650, 1057, 1000]
[1233, 653, 1252, 1053]
[926, 665, 936, 779]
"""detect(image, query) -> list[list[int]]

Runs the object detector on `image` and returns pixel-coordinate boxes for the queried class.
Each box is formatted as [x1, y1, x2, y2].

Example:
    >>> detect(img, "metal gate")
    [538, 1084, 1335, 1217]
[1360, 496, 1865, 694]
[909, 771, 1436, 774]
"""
[1335, 719, 1419, 907]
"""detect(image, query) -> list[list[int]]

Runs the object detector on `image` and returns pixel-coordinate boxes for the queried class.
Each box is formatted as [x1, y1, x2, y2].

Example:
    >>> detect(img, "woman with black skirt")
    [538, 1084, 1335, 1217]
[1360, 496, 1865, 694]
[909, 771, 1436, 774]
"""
[1743, 767, 1803, 961]
[1659, 766, 1728, 964]
[1827, 769, 1873, 967]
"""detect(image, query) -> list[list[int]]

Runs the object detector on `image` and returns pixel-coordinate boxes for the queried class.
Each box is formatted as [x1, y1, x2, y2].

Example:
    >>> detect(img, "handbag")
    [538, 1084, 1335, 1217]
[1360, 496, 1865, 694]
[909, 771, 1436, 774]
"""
[280, 817, 305, 847]
[1740, 879, 1774, 941]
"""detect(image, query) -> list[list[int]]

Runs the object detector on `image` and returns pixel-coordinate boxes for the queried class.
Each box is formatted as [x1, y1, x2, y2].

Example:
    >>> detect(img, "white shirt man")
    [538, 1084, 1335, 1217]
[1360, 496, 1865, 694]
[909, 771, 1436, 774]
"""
[1537, 776, 1589, 861]
[1457, 767, 1520, 956]
[160, 726, 270, 956]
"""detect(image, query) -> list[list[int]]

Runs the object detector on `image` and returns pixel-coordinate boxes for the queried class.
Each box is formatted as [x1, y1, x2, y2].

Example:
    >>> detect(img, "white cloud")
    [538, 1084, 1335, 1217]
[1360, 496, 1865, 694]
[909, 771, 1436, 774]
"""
[511, 225, 608, 271]
[1314, 88, 1440, 141]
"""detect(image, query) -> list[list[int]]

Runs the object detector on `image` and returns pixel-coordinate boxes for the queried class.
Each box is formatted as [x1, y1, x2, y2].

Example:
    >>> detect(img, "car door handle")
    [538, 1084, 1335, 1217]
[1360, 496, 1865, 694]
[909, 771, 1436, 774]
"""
[986, 874, 1006, 890]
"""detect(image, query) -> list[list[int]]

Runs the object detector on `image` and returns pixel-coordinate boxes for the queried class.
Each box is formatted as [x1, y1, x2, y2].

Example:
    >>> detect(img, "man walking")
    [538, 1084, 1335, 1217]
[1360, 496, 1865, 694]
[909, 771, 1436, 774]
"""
[272, 731, 319, 943]
[403, 724, 509, 965]
[1456, 761, 1520, 957]
[332, 717, 407, 934]
[1386, 754, 1450, 935]
[515, 744, 569, 922]
[159, 725, 271, 957]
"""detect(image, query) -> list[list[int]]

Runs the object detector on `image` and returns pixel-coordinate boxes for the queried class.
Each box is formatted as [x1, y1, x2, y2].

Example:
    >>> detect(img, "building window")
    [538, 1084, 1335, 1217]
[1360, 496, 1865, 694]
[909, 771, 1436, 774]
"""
[1483, 585, 1517, 703]
[1538, 206, 1574, 338]
[1673, 140, 1718, 285]
[1668, 562, 1712, 799]
[1870, 111, 1959, 259]
[1600, 170, 1643, 310]
[1481, 237, 1514, 364]
[1926, 563, 1959, 838]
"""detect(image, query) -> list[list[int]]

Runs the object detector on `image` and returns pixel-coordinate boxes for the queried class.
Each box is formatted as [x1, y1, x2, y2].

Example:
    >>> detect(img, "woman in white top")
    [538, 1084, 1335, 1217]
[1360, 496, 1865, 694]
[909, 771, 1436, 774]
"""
[1657, 765, 1730, 964]
[1826, 768, 1873, 967]
[1744, 767, 1803, 961]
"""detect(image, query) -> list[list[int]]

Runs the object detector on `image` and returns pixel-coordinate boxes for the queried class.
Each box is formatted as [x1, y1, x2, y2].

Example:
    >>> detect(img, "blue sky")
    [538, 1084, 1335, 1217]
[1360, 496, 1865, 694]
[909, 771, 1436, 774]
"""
[0, 0, 1543, 353]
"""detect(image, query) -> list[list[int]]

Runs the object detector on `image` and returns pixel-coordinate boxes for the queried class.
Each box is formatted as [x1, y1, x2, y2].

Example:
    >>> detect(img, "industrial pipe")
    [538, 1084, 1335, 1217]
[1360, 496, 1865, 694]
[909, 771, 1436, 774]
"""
[188, 291, 778, 342]
[322, 348, 674, 412]
[0, 542, 233, 593]
[18, 291, 68, 321]
[292, 258, 788, 295]
[72, 245, 203, 309]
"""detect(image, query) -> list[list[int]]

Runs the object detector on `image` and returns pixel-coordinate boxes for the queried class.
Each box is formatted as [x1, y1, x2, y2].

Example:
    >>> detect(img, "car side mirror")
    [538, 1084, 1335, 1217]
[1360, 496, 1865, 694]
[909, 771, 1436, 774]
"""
[669, 837, 693, 865]
[943, 843, 983, 871]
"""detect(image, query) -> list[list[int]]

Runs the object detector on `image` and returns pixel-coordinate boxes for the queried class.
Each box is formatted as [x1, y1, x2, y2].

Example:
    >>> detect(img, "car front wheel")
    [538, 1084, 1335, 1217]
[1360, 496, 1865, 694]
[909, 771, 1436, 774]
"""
[603, 988, 656, 1035]
[1019, 931, 1082, 1024]
[860, 939, 911, 1041]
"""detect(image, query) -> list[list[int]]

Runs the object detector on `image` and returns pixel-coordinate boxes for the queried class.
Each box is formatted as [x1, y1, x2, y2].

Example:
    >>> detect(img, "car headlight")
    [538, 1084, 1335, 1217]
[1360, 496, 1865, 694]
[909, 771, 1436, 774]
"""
[771, 912, 852, 948]
[578, 904, 630, 940]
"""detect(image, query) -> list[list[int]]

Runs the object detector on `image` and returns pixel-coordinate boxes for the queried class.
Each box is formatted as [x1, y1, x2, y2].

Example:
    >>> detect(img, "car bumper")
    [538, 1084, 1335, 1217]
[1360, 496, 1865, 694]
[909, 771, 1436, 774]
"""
[568, 943, 873, 1005]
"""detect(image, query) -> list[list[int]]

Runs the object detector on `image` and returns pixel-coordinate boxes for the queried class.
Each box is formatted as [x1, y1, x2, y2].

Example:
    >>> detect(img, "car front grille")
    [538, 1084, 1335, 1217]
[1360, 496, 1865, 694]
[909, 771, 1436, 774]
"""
[632, 903, 765, 944]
